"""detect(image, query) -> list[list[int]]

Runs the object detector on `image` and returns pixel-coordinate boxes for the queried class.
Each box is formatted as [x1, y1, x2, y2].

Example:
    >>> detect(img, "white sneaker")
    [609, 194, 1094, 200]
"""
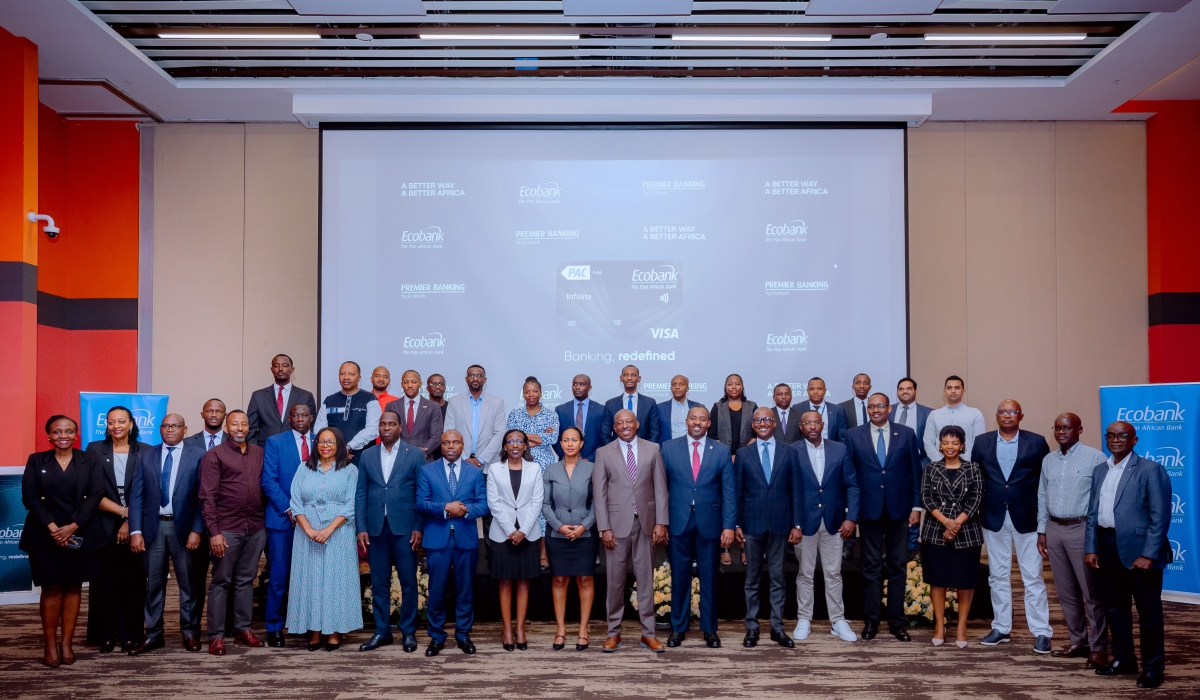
[792, 620, 811, 641]
[831, 620, 857, 643]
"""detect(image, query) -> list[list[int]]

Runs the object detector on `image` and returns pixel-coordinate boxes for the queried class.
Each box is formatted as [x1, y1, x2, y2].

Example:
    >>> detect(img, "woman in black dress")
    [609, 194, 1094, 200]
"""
[542, 427, 597, 651]
[920, 424, 983, 649]
[20, 416, 103, 667]
[85, 406, 152, 652]
[485, 429, 544, 651]
[708, 374, 756, 564]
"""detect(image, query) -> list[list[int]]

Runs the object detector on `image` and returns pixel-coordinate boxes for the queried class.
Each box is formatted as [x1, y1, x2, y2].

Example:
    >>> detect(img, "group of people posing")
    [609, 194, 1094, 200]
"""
[20, 356, 1172, 688]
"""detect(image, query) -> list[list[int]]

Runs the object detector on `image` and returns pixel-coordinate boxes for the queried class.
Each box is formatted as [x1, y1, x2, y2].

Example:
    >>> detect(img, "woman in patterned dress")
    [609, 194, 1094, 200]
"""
[286, 427, 362, 651]
[506, 376, 559, 568]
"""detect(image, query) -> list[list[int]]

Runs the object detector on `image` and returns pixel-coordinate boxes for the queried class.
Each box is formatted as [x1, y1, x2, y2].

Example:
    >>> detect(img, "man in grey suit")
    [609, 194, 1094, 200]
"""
[246, 354, 317, 448]
[385, 370, 443, 461]
[593, 409, 668, 653]
[444, 364, 506, 467]
[839, 373, 872, 430]
[770, 383, 802, 444]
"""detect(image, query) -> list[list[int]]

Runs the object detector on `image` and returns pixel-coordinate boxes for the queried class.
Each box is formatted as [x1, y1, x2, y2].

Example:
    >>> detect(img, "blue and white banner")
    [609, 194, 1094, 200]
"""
[79, 392, 170, 449]
[0, 472, 32, 595]
[1099, 383, 1200, 602]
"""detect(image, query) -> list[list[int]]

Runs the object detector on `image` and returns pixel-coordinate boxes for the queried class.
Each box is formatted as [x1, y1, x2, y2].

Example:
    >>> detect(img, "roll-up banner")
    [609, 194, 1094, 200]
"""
[79, 392, 170, 448]
[1099, 383, 1200, 603]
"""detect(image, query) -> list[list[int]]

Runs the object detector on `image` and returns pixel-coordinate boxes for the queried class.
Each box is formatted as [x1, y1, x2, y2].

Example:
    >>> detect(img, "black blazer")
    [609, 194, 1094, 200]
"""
[246, 384, 317, 447]
[970, 429, 1051, 535]
[86, 440, 153, 539]
[844, 422, 922, 521]
[771, 405, 803, 444]
[19, 450, 105, 553]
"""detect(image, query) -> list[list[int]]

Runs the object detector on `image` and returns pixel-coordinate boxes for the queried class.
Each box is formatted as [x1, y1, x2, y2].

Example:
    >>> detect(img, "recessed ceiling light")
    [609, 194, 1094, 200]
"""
[923, 33, 1087, 42]
[157, 32, 322, 39]
[672, 35, 833, 42]
[356, 33, 374, 41]
[419, 34, 581, 41]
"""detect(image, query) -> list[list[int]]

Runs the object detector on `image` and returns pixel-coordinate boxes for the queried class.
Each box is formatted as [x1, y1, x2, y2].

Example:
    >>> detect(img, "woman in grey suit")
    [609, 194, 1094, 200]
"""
[542, 427, 597, 651]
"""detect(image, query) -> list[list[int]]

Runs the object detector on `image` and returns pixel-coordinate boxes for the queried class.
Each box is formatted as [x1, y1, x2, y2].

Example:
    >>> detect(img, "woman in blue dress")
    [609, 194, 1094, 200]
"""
[506, 376, 559, 568]
[286, 427, 362, 651]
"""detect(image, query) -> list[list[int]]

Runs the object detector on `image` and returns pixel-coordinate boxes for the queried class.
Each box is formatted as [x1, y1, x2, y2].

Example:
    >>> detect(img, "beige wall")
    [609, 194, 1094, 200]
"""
[147, 121, 1146, 448]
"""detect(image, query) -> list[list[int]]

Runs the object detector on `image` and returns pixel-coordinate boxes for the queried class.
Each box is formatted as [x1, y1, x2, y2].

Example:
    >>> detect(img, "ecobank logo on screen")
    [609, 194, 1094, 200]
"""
[402, 332, 446, 355]
[542, 384, 563, 402]
[1114, 400, 1186, 432]
[764, 220, 809, 243]
[399, 226, 444, 250]
[518, 182, 561, 205]
[1146, 446, 1187, 477]
[765, 329, 808, 353]
[631, 265, 679, 289]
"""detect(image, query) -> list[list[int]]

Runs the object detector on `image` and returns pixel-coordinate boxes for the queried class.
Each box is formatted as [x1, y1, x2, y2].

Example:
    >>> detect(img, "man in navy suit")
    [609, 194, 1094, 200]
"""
[793, 377, 848, 444]
[599, 365, 661, 445]
[660, 406, 737, 648]
[260, 404, 314, 648]
[657, 374, 702, 445]
[553, 374, 604, 461]
[128, 414, 206, 654]
[357, 411, 427, 653]
[416, 430, 489, 656]
[794, 409, 860, 644]
[1085, 422, 1171, 689]
[735, 408, 803, 648]
[845, 393, 921, 642]
[891, 377, 932, 552]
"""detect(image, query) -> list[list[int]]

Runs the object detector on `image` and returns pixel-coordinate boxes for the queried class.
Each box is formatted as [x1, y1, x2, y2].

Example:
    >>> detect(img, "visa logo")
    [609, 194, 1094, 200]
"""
[650, 328, 679, 339]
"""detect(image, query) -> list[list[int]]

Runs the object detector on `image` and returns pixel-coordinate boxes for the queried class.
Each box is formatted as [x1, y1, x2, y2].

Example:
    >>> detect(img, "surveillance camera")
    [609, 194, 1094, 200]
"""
[44, 225, 60, 239]
[28, 212, 60, 239]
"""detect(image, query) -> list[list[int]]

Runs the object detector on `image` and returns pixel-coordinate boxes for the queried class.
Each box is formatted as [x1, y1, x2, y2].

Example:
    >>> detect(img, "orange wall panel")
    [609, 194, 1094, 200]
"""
[0, 303, 38, 463]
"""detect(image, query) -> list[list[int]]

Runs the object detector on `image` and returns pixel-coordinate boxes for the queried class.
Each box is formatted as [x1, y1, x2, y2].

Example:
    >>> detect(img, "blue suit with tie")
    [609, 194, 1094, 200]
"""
[260, 429, 312, 633]
[417, 458, 489, 643]
[656, 398, 702, 445]
[661, 435, 737, 634]
[552, 397, 604, 462]
[599, 392, 662, 445]
[357, 440, 427, 636]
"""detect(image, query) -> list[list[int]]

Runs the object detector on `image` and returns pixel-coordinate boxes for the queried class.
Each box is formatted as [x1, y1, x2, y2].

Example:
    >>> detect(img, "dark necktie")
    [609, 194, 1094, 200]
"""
[900, 405, 909, 427]
[447, 462, 458, 498]
[576, 401, 584, 432]
[406, 399, 415, 434]
[861, 401, 868, 426]
[300, 434, 310, 461]
[160, 447, 175, 508]
[207, 434, 215, 450]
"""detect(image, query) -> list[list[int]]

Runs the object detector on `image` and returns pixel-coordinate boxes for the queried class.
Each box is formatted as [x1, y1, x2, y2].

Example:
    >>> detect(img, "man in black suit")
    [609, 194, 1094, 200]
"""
[246, 354, 317, 448]
[385, 370, 443, 462]
[184, 399, 227, 452]
[844, 393, 921, 642]
[769, 383, 802, 444]
[972, 399, 1053, 653]
[425, 374, 449, 461]
[839, 373, 872, 431]
[793, 377, 848, 444]
[891, 377, 933, 554]
[553, 374, 604, 461]
[599, 365, 661, 445]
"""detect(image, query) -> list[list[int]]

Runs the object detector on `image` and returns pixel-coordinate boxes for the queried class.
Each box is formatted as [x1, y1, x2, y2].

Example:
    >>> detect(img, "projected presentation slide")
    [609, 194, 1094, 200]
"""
[321, 127, 907, 409]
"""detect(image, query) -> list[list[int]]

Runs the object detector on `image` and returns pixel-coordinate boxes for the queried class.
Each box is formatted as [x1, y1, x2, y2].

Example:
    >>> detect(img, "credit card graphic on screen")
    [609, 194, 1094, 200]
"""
[558, 261, 683, 342]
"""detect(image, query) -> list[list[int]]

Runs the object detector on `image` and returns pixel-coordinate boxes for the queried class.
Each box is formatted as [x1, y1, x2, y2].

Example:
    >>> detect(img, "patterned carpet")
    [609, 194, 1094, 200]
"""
[1, 562, 1195, 699]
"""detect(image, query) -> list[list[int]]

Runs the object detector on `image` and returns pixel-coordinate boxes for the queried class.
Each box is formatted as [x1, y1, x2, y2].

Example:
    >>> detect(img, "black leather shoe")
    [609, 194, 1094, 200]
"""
[325, 640, 341, 651]
[457, 635, 476, 654]
[267, 631, 286, 648]
[667, 632, 686, 648]
[359, 634, 393, 652]
[308, 639, 324, 651]
[890, 627, 912, 642]
[99, 640, 117, 654]
[1096, 659, 1139, 676]
[1137, 671, 1164, 688]
[743, 630, 759, 648]
[703, 632, 721, 648]
[128, 638, 165, 656]
[402, 634, 418, 652]
[862, 623, 879, 640]
[425, 640, 445, 657]
[770, 629, 795, 648]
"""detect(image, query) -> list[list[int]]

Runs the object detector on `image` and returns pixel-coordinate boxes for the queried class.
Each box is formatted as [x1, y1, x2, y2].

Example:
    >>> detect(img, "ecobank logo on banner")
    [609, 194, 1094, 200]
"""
[1147, 446, 1188, 477]
[764, 220, 810, 243]
[399, 226, 445, 250]
[79, 392, 170, 448]
[1115, 401, 1186, 432]
[631, 265, 679, 289]
[518, 182, 561, 204]
[766, 329, 808, 353]
[402, 332, 446, 356]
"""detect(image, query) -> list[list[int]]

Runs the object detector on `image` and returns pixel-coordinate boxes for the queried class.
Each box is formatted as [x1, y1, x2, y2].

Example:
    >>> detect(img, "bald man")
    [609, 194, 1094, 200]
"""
[128, 414, 207, 653]
[370, 366, 400, 417]
[971, 399, 1052, 652]
[657, 374, 701, 444]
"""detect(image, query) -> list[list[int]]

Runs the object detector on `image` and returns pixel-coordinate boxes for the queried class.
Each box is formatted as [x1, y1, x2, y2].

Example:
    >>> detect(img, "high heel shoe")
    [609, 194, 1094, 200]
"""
[553, 634, 566, 651]
[932, 637, 944, 646]
[576, 636, 590, 651]
[44, 645, 61, 668]
[99, 640, 116, 654]
[516, 632, 528, 651]
[59, 643, 75, 665]
[956, 639, 969, 649]
[308, 636, 324, 651]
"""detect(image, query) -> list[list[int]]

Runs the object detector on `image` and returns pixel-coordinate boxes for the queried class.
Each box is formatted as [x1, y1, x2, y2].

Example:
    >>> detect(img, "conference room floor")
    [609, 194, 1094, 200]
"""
[1, 561, 1193, 698]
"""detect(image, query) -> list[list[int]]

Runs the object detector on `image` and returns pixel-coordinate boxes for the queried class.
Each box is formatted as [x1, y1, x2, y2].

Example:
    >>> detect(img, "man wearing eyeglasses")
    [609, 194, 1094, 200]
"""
[971, 400, 1052, 653]
[1085, 422, 1171, 689]
[443, 365, 506, 468]
[313, 361, 381, 465]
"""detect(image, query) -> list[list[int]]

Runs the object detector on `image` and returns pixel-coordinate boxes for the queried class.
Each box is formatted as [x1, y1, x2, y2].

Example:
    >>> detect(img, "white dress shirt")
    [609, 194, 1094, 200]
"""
[201, 429, 226, 451]
[895, 401, 919, 433]
[621, 392, 638, 415]
[159, 444, 181, 516]
[804, 438, 826, 483]
[618, 436, 639, 464]
[443, 458, 464, 519]
[1097, 452, 1132, 529]
[851, 397, 869, 425]
[402, 396, 420, 423]
[871, 422, 892, 455]
[275, 383, 293, 418]
[777, 406, 789, 429]
[293, 429, 312, 461]
[379, 440, 402, 516]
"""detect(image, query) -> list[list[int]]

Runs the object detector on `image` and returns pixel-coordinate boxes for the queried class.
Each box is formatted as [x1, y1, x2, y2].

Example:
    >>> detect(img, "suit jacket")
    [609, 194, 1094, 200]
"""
[844, 422, 922, 521]
[246, 384, 317, 447]
[660, 436, 737, 539]
[794, 438, 860, 536]
[19, 450, 105, 553]
[129, 442, 206, 546]
[735, 439, 803, 537]
[261, 429, 313, 531]
[599, 393, 661, 445]
[384, 395, 443, 461]
[920, 459, 985, 549]
[970, 429, 1051, 534]
[794, 400, 848, 444]
[840, 397, 870, 430]
[542, 459, 596, 537]
[1085, 453, 1172, 570]
[656, 399, 702, 444]
[184, 430, 223, 452]
[416, 458, 488, 550]
[890, 402, 933, 462]
[771, 405, 803, 444]
[552, 399, 604, 462]
[485, 460, 545, 542]
[356, 440, 427, 537]
[592, 437, 668, 538]
[444, 391, 507, 465]
[86, 440, 153, 539]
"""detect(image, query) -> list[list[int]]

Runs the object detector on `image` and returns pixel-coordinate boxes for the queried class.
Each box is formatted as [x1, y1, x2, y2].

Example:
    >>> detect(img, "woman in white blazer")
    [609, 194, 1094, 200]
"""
[486, 429, 545, 651]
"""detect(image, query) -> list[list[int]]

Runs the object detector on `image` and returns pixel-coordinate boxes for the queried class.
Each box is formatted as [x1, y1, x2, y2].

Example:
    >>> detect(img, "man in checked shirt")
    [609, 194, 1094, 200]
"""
[1037, 413, 1109, 669]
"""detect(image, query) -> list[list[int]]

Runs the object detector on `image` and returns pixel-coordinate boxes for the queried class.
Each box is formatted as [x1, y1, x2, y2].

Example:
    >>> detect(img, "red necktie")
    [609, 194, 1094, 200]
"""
[277, 385, 285, 417]
[406, 399, 415, 434]
[692, 441, 701, 481]
[300, 434, 309, 461]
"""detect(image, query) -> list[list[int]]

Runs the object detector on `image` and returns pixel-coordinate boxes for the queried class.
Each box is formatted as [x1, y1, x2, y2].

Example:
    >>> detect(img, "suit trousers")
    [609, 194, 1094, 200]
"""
[668, 511, 720, 634]
[605, 514, 656, 639]
[860, 515, 909, 629]
[796, 528, 846, 623]
[1046, 519, 1108, 650]
[744, 531, 787, 632]
[1097, 528, 1165, 674]
[369, 517, 420, 636]
[143, 521, 199, 641]
[264, 527, 295, 633]
[190, 534, 211, 630]
[207, 529, 267, 638]
[984, 513, 1052, 637]
[88, 536, 147, 646]
[425, 544, 477, 643]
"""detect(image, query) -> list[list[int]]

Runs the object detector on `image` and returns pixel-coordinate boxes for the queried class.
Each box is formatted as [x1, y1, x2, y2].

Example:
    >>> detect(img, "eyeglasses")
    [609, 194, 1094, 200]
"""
[1052, 425, 1075, 433]
[1104, 432, 1133, 441]
[751, 417, 775, 425]
[466, 372, 485, 379]
[997, 410, 1021, 417]
[505, 439, 526, 446]
[429, 380, 445, 386]
[866, 403, 888, 410]
[161, 424, 185, 430]
[317, 439, 337, 447]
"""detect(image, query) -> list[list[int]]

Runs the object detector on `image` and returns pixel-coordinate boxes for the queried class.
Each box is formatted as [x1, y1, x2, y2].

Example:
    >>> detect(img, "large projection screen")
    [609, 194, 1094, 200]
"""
[321, 126, 907, 411]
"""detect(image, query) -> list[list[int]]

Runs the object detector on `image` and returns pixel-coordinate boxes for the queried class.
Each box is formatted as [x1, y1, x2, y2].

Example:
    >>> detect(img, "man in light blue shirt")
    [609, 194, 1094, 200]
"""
[657, 374, 701, 445]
